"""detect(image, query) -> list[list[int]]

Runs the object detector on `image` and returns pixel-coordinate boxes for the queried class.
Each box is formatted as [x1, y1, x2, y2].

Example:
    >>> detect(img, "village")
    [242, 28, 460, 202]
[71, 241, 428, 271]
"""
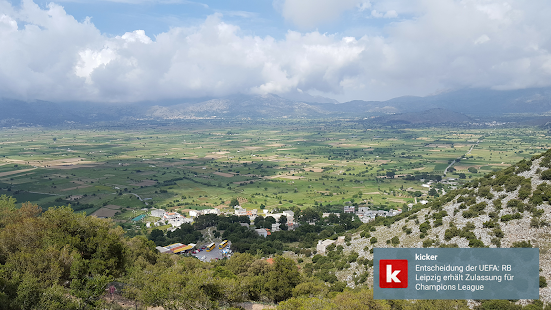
[150, 202, 407, 259]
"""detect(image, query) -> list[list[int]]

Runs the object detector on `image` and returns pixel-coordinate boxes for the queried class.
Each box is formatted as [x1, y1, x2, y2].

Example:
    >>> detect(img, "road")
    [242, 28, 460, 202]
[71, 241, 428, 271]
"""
[443, 140, 479, 175]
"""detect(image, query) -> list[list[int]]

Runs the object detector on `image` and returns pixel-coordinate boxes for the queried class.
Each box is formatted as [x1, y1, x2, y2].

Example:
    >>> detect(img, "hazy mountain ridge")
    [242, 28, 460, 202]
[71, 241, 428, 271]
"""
[3, 87, 551, 125]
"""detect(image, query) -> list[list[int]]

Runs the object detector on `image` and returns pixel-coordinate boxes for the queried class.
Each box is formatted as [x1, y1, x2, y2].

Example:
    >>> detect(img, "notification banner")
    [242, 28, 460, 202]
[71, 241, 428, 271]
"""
[373, 248, 539, 300]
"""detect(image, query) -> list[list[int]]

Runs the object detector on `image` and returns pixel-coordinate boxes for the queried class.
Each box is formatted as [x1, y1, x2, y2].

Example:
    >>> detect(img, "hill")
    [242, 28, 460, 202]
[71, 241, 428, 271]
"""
[3, 87, 551, 125]
[370, 108, 472, 125]
[335, 149, 551, 305]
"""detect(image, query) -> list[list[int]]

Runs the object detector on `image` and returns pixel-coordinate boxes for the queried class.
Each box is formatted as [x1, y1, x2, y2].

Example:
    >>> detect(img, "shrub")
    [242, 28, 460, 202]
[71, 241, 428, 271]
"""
[541, 169, 551, 180]
[444, 227, 460, 241]
[493, 228, 504, 238]
[511, 240, 532, 248]
[483, 220, 496, 228]
[370, 237, 377, 244]
[423, 239, 435, 248]
[507, 199, 525, 213]
[469, 239, 486, 248]
[419, 221, 431, 233]
[540, 276, 548, 288]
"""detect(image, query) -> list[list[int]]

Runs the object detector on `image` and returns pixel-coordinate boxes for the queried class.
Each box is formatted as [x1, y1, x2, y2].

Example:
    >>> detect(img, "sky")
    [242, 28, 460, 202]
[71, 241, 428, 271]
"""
[1, 0, 551, 103]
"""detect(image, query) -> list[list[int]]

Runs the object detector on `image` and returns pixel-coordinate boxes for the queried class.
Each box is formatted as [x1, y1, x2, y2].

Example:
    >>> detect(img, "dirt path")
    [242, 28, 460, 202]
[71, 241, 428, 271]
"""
[0, 168, 36, 177]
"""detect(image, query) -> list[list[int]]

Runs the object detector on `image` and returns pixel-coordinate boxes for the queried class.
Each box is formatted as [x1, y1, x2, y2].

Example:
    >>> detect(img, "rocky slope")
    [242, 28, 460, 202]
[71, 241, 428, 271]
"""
[338, 149, 551, 302]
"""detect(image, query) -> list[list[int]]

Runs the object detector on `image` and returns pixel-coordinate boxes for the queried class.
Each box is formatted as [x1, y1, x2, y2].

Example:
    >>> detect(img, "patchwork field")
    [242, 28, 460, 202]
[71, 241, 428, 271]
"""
[0, 121, 548, 224]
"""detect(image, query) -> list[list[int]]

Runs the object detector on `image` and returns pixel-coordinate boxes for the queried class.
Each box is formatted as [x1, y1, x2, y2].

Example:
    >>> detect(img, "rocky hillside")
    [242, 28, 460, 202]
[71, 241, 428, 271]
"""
[338, 149, 551, 302]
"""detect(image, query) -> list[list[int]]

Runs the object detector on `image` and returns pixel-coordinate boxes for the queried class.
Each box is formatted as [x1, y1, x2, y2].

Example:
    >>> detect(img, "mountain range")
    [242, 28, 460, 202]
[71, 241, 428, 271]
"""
[2, 87, 551, 125]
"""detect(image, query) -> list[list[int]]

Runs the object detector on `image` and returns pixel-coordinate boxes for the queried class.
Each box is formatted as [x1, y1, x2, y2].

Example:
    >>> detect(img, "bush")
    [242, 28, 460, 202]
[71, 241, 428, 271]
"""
[444, 227, 460, 241]
[419, 221, 431, 233]
[370, 237, 377, 244]
[492, 228, 504, 238]
[483, 220, 496, 228]
[540, 276, 548, 288]
[469, 239, 486, 248]
[507, 199, 525, 213]
[511, 241, 532, 248]
[423, 239, 435, 248]
[541, 169, 551, 180]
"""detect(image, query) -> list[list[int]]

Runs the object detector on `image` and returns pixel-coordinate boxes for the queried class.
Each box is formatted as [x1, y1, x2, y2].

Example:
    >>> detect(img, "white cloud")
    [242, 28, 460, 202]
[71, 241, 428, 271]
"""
[276, 0, 362, 29]
[370, 9, 398, 18]
[357, 1, 371, 12]
[1, 0, 551, 102]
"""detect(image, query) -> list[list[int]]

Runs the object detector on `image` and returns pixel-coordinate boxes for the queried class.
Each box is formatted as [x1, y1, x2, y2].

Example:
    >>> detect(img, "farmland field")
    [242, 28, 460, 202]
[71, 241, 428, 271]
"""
[0, 121, 547, 223]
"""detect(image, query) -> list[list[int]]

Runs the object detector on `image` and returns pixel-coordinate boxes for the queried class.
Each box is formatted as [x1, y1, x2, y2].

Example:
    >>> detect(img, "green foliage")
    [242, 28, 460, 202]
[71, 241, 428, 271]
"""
[540, 276, 548, 288]
[476, 300, 523, 310]
[419, 221, 431, 233]
[0, 199, 155, 309]
[541, 169, 551, 180]
[423, 239, 435, 248]
[511, 240, 532, 248]
[264, 256, 302, 302]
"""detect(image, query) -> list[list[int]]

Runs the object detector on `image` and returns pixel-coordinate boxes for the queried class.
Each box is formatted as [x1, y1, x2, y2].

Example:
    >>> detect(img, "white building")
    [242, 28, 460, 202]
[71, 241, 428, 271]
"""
[151, 209, 166, 218]
[344, 206, 355, 213]
[234, 207, 246, 216]
[163, 212, 183, 221]
[317, 239, 336, 255]
[255, 228, 268, 238]
[189, 210, 203, 217]
[203, 209, 221, 215]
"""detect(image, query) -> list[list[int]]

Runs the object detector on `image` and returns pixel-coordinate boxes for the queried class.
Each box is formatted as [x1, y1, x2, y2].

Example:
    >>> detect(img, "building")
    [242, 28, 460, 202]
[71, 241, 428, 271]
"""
[234, 207, 246, 216]
[344, 205, 355, 213]
[163, 212, 183, 221]
[255, 228, 268, 238]
[357, 206, 370, 214]
[168, 217, 193, 228]
[151, 209, 166, 218]
[316, 239, 336, 255]
[189, 210, 203, 217]
[203, 209, 221, 215]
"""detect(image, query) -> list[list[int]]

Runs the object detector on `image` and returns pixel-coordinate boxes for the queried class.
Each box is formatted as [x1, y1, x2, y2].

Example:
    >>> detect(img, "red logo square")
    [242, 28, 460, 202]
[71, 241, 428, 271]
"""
[379, 259, 408, 288]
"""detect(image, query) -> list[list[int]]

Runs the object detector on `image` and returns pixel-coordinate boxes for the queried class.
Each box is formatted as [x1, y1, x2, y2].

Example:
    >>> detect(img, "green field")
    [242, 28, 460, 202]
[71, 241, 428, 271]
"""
[1, 121, 547, 223]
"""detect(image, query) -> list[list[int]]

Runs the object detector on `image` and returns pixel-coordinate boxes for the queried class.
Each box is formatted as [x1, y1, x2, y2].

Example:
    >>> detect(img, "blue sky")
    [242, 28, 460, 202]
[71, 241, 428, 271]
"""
[22, 0, 396, 39]
[1, 0, 551, 103]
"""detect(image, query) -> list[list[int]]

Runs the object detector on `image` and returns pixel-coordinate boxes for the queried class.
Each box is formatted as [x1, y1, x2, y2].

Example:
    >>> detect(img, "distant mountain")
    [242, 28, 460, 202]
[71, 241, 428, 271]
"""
[378, 87, 551, 114]
[371, 108, 472, 125]
[2, 87, 551, 125]
[145, 94, 328, 119]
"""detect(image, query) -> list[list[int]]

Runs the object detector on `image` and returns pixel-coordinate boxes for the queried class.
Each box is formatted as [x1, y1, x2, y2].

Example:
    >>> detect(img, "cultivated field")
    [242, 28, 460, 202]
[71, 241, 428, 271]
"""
[0, 121, 547, 224]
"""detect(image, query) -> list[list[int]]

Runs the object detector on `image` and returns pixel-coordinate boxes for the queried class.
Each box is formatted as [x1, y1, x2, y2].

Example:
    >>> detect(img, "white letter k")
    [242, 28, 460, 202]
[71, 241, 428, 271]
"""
[386, 264, 401, 283]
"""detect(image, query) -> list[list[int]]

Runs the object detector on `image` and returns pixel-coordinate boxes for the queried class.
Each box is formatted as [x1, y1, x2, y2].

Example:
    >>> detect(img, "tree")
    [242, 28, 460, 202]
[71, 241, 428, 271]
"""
[230, 198, 239, 207]
[254, 216, 264, 228]
[279, 215, 288, 230]
[264, 256, 301, 302]
[386, 171, 395, 179]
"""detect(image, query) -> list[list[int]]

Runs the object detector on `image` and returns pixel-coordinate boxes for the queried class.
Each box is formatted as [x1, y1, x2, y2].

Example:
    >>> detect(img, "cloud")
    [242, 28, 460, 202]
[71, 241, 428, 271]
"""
[53, 0, 209, 7]
[275, 0, 362, 29]
[1, 0, 551, 102]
